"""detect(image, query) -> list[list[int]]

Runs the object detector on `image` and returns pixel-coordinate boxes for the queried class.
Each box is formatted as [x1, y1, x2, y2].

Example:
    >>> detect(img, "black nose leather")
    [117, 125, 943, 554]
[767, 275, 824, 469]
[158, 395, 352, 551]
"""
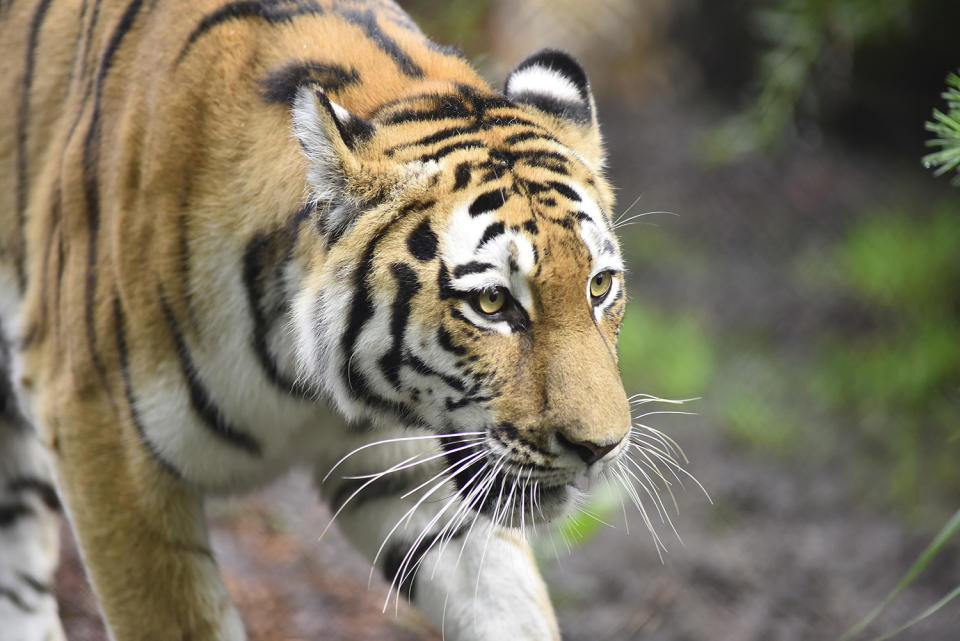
[556, 432, 619, 465]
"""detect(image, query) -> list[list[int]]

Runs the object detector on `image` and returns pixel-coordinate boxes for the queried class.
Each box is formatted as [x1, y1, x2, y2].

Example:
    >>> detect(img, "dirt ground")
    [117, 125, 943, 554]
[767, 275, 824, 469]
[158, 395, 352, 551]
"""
[57, 97, 960, 641]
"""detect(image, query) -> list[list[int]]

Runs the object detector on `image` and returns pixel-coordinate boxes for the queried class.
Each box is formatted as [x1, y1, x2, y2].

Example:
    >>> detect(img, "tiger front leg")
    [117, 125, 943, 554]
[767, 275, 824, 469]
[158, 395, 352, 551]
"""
[316, 432, 560, 641]
[0, 419, 64, 641]
[48, 396, 247, 641]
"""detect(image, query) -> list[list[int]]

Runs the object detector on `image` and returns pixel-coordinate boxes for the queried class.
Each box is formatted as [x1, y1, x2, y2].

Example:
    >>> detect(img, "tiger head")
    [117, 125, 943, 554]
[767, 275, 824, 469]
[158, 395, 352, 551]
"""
[292, 50, 631, 524]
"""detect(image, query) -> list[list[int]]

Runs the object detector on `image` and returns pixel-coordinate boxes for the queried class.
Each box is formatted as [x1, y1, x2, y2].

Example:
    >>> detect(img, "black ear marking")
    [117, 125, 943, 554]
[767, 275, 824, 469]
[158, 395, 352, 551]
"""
[313, 89, 375, 151]
[504, 49, 593, 124]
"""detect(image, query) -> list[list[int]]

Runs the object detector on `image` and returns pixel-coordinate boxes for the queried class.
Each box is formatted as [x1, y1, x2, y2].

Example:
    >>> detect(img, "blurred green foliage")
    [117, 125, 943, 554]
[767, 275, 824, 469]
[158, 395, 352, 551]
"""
[400, 0, 493, 58]
[618, 303, 714, 400]
[724, 394, 799, 455]
[811, 206, 960, 507]
[704, 0, 911, 160]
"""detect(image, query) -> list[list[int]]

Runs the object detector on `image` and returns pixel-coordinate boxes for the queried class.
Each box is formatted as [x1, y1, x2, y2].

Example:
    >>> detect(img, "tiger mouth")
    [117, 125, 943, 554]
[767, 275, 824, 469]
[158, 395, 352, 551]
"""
[442, 446, 585, 526]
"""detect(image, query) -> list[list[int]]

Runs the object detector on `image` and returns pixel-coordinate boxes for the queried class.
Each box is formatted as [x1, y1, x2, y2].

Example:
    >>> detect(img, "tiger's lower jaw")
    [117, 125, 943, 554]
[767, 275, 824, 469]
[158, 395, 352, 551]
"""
[463, 476, 583, 529]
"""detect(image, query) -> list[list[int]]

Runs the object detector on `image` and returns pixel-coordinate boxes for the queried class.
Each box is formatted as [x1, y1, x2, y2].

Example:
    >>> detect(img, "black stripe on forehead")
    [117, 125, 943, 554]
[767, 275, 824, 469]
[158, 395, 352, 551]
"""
[453, 162, 472, 190]
[469, 189, 508, 217]
[547, 180, 580, 202]
[417, 140, 485, 163]
[407, 218, 438, 261]
[476, 222, 505, 249]
[452, 261, 495, 279]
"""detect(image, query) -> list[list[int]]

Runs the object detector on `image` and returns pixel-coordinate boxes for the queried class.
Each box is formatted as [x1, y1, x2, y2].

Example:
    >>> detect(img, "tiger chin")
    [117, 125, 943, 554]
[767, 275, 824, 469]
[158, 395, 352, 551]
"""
[0, 0, 660, 640]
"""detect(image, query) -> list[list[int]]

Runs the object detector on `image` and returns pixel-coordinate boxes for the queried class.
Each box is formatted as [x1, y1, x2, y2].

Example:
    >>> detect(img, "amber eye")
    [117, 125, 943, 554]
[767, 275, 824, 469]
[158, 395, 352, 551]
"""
[590, 271, 613, 301]
[473, 287, 507, 314]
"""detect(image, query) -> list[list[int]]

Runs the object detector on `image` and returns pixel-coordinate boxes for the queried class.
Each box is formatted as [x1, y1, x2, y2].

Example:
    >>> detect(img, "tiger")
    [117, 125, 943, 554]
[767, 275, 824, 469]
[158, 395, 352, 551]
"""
[0, 0, 669, 638]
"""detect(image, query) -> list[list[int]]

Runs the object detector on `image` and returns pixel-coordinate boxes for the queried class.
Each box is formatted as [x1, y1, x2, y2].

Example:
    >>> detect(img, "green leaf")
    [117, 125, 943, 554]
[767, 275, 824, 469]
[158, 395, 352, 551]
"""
[869, 585, 960, 641]
[839, 507, 960, 640]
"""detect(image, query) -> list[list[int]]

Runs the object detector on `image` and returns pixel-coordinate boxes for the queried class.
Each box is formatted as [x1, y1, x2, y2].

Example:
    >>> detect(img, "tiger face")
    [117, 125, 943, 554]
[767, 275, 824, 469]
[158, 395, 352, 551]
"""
[293, 51, 630, 524]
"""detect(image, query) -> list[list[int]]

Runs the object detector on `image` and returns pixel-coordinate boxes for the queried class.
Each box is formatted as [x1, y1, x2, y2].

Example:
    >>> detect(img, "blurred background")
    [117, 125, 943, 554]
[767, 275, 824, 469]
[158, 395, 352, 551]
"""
[59, 1, 960, 640]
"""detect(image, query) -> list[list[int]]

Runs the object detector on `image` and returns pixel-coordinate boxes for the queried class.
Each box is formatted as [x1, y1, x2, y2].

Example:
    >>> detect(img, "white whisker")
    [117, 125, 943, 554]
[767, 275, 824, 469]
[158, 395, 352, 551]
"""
[322, 431, 485, 483]
[319, 453, 421, 540]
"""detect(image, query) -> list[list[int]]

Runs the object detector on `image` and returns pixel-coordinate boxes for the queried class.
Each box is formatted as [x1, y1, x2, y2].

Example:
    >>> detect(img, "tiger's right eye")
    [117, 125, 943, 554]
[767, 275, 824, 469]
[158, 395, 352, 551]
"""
[473, 288, 507, 315]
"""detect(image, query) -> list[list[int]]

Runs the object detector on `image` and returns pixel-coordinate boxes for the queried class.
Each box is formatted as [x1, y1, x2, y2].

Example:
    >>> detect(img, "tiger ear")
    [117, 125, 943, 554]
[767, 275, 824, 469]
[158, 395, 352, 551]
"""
[504, 49, 604, 168]
[292, 86, 377, 243]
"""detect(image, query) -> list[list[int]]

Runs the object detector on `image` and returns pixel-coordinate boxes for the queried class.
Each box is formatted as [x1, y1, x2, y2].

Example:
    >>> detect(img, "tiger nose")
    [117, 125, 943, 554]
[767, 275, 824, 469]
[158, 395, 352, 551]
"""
[555, 431, 621, 465]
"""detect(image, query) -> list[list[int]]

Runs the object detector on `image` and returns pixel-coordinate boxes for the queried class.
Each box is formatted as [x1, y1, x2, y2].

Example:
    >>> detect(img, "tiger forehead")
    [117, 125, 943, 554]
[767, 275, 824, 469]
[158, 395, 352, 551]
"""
[370, 87, 586, 168]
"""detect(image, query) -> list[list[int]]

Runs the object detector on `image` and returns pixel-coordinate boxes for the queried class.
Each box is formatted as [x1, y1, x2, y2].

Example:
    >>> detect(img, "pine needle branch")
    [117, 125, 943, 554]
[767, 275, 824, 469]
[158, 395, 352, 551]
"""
[924, 71, 960, 185]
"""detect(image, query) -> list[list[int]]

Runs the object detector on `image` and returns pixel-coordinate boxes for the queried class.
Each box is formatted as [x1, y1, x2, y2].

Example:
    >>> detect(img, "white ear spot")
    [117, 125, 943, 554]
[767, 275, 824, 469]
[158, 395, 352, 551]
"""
[506, 65, 582, 105]
[504, 49, 593, 124]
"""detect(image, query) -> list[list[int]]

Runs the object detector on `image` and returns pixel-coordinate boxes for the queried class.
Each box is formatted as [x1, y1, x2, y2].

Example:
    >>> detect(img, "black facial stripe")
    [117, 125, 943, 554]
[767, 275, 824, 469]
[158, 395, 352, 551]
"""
[381, 101, 472, 125]
[378, 263, 421, 388]
[340, 220, 424, 425]
[504, 130, 560, 146]
[483, 115, 547, 131]
[545, 216, 574, 230]
[416, 139, 485, 163]
[603, 285, 625, 313]
[548, 181, 580, 202]
[406, 218, 438, 261]
[436, 325, 466, 356]
[159, 293, 263, 457]
[490, 422, 534, 456]
[453, 162, 471, 190]
[241, 214, 316, 399]
[258, 60, 359, 105]
[405, 353, 468, 393]
[386, 124, 476, 155]
[452, 261, 495, 279]
[468, 188, 508, 217]
[341, 8, 423, 78]
[476, 221, 505, 249]
[445, 394, 494, 411]
[437, 263, 458, 300]
[450, 307, 491, 333]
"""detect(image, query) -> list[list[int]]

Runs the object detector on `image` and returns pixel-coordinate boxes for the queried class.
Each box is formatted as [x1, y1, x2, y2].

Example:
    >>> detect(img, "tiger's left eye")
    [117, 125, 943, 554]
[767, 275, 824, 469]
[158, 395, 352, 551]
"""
[589, 271, 613, 301]
[473, 287, 507, 315]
